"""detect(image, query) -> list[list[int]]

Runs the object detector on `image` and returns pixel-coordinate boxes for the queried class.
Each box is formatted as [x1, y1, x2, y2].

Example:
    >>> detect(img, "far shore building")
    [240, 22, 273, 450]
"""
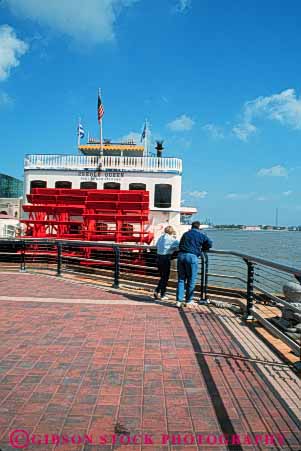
[0, 173, 23, 218]
[243, 225, 262, 231]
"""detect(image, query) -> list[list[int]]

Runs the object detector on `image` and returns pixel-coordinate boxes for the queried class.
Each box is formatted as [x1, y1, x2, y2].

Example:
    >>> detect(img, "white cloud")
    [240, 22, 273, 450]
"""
[256, 196, 269, 201]
[233, 88, 301, 141]
[248, 89, 301, 129]
[0, 25, 28, 81]
[188, 191, 208, 198]
[283, 190, 293, 196]
[257, 165, 288, 177]
[0, 92, 13, 107]
[176, 0, 191, 12]
[232, 121, 256, 141]
[202, 123, 224, 139]
[4, 0, 139, 44]
[226, 193, 254, 200]
[167, 114, 195, 132]
[120, 131, 141, 144]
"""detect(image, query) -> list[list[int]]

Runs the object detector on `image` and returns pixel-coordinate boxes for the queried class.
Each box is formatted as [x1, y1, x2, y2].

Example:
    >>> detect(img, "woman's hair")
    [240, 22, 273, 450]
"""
[165, 225, 175, 235]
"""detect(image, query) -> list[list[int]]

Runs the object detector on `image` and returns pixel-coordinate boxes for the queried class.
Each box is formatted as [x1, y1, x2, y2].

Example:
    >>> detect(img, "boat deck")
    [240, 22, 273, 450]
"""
[0, 273, 300, 451]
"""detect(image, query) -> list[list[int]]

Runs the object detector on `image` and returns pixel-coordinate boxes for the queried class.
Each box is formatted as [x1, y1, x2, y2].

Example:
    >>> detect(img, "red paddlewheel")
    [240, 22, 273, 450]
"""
[22, 188, 152, 244]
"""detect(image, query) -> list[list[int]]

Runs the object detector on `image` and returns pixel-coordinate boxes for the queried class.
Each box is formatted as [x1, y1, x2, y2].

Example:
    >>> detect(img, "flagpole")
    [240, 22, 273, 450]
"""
[100, 119, 103, 156]
[99, 88, 103, 157]
[143, 119, 148, 157]
[77, 117, 81, 153]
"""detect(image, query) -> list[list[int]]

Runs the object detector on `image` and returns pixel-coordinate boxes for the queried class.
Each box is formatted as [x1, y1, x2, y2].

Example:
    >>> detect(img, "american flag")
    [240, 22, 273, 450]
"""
[97, 91, 104, 123]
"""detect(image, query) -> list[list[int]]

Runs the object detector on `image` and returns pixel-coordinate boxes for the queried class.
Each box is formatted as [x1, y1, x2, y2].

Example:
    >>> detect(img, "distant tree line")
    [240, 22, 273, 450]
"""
[214, 225, 244, 229]
[213, 224, 301, 230]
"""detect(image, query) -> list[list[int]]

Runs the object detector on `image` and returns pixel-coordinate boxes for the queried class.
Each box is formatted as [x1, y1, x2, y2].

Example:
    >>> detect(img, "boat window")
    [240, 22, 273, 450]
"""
[103, 182, 121, 190]
[80, 182, 97, 189]
[30, 180, 47, 192]
[181, 214, 193, 225]
[123, 150, 143, 157]
[154, 184, 172, 208]
[129, 183, 146, 191]
[55, 181, 72, 189]
[104, 150, 122, 157]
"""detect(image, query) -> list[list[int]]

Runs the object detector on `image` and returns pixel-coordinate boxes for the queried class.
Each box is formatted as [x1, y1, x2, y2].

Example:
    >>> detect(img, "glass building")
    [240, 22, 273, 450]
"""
[0, 173, 23, 198]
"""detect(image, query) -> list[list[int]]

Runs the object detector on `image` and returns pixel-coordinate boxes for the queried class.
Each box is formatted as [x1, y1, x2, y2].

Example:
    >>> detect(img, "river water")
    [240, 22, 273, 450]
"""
[205, 230, 301, 268]
[196, 230, 301, 291]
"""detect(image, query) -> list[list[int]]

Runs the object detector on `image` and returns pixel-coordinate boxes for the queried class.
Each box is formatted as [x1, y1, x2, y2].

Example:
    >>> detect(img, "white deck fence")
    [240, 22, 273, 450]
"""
[25, 155, 182, 173]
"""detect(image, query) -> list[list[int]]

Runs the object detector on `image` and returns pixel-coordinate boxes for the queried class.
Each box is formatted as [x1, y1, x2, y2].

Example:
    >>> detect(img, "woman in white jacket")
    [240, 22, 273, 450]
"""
[154, 226, 179, 300]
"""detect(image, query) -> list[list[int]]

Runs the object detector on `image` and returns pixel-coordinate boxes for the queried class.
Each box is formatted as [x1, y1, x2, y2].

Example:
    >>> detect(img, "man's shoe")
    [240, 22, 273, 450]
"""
[176, 301, 183, 308]
[154, 292, 161, 300]
[161, 295, 169, 301]
[199, 299, 210, 305]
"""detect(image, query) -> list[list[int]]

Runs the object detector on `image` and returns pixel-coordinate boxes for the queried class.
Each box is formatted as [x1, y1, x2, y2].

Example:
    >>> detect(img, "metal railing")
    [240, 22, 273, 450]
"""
[0, 238, 300, 358]
[24, 154, 183, 173]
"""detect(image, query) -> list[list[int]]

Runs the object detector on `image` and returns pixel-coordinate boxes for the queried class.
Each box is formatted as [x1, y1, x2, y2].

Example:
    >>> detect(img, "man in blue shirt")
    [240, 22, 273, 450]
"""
[176, 221, 212, 307]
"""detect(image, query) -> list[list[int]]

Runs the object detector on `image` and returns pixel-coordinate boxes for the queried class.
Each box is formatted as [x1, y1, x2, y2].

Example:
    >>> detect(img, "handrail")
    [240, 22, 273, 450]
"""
[3, 238, 299, 276]
[209, 249, 301, 277]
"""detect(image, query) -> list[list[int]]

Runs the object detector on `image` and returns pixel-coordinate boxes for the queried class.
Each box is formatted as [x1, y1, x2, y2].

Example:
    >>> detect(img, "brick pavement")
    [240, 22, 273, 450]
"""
[0, 273, 129, 300]
[0, 273, 300, 451]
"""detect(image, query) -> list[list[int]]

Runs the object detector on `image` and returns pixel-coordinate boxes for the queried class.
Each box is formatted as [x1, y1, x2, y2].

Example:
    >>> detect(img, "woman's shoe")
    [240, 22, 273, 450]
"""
[186, 300, 195, 306]
[154, 291, 161, 300]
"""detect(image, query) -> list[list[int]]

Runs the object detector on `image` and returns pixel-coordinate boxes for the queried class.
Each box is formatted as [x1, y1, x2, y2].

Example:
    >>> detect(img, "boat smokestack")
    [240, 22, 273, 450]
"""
[156, 140, 164, 158]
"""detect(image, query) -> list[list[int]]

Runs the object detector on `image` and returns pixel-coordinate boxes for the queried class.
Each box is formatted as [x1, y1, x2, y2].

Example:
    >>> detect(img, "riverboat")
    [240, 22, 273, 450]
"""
[21, 127, 199, 244]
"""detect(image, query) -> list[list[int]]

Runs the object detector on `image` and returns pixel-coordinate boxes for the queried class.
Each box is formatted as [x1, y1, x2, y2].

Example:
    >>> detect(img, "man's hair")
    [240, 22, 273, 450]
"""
[165, 225, 175, 235]
[191, 221, 201, 229]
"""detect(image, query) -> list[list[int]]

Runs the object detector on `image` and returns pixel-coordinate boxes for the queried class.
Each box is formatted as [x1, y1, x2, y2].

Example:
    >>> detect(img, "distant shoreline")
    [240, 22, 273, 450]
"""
[208, 229, 301, 232]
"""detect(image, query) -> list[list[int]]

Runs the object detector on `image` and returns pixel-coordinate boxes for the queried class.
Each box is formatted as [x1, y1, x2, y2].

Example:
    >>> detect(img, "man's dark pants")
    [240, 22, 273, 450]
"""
[176, 252, 199, 302]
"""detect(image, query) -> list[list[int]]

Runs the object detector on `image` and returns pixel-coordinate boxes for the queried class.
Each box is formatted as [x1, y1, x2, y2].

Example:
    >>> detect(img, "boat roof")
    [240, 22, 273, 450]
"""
[79, 140, 144, 155]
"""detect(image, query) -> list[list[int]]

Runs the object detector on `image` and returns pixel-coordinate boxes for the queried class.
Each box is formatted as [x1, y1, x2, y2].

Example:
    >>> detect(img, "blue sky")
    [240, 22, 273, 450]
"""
[0, 0, 300, 225]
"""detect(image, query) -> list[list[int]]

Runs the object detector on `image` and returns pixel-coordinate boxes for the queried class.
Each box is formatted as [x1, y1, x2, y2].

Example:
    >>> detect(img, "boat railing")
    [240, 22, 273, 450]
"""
[0, 238, 300, 359]
[24, 154, 182, 173]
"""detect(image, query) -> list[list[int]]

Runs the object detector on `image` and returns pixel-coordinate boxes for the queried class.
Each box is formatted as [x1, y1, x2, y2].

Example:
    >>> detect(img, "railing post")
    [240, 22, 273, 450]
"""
[20, 240, 26, 272]
[244, 259, 255, 320]
[295, 274, 301, 284]
[199, 252, 205, 301]
[113, 245, 120, 288]
[57, 242, 62, 276]
[203, 252, 209, 302]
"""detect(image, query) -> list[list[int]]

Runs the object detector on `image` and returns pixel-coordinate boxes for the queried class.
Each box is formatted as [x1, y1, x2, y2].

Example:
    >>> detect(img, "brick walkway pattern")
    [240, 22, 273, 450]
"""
[0, 273, 300, 451]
